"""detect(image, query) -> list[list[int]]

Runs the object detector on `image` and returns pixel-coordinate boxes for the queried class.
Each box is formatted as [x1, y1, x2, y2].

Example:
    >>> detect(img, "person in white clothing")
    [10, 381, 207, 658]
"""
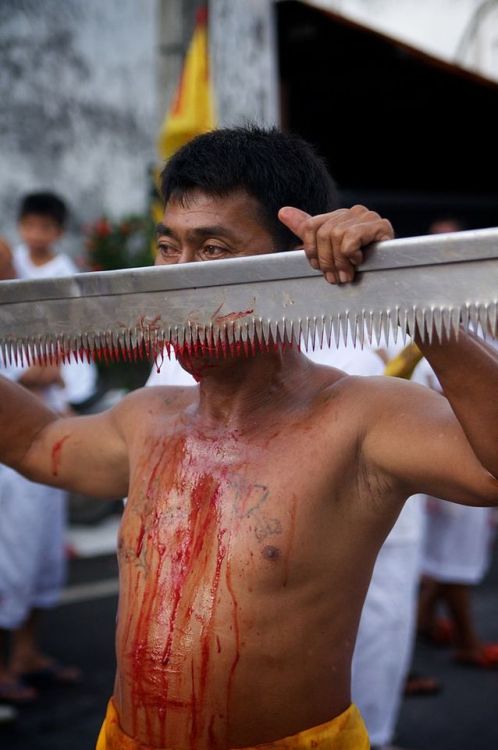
[308, 344, 424, 750]
[0, 195, 96, 703]
[0, 241, 19, 721]
[414, 354, 498, 667]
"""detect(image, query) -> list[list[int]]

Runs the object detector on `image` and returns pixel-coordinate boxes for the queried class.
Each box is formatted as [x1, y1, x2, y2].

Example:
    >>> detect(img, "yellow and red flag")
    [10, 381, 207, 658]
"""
[157, 5, 216, 161]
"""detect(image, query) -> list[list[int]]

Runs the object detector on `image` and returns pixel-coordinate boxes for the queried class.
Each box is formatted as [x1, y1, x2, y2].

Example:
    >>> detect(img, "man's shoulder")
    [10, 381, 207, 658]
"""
[311, 362, 383, 394]
[115, 384, 197, 419]
[313, 365, 433, 414]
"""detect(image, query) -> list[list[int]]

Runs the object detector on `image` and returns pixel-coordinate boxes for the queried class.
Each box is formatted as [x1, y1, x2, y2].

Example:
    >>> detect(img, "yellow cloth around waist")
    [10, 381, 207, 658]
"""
[96, 698, 369, 749]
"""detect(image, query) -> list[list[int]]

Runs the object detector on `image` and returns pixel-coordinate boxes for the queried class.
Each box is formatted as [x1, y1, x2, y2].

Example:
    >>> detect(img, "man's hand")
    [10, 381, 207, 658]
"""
[278, 205, 394, 284]
[19, 364, 65, 390]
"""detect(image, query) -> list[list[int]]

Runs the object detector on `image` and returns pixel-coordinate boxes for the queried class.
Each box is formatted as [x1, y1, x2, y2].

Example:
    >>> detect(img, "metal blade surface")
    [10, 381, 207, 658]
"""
[1, 228, 497, 365]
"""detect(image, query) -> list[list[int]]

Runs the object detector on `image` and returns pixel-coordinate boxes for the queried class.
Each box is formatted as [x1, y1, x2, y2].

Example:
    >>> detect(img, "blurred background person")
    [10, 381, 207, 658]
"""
[415, 216, 498, 668]
[0, 195, 97, 704]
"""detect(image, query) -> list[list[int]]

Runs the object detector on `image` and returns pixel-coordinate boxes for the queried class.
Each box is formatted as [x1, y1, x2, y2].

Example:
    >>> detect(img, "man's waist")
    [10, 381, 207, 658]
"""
[99, 697, 369, 749]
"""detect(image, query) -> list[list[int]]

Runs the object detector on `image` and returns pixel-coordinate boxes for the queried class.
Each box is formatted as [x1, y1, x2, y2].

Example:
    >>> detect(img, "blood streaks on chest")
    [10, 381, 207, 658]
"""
[126, 433, 234, 743]
[133, 434, 229, 564]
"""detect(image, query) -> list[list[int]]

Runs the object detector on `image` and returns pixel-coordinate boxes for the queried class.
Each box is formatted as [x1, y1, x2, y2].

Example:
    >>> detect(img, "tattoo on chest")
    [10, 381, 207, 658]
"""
[232, 480, 282, 543]
[121, 470, 284, 571]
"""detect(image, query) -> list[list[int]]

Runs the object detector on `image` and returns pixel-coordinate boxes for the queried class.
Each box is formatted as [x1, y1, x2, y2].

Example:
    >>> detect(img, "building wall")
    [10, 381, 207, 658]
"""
[210, 0, 280, 127]
[0, 0, 158, 253]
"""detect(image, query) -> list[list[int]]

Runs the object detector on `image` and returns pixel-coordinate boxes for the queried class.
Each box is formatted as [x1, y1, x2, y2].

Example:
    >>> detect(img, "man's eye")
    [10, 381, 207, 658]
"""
[158, 244, 180, 260]
[202, 244, 228, 259]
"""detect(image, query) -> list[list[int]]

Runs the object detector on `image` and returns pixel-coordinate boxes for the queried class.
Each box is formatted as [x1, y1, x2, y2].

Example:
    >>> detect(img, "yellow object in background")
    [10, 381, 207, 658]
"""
[384, 342, 423, 379]
[157, 5, 216, 161]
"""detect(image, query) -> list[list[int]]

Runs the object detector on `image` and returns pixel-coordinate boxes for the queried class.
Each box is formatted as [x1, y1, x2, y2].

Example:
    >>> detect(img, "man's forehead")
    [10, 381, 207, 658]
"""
[164, 188, 260, 218]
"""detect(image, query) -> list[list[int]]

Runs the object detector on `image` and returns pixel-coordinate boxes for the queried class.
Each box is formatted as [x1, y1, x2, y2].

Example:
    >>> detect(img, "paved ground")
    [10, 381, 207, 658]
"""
[1, 523, 497, 750]
[396, 551, 498, 750]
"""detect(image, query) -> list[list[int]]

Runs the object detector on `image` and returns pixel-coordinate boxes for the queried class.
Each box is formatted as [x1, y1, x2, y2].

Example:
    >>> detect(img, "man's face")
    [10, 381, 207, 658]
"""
[155, 189, 275, 266]
[18, 214, 63, 255]
[155, 189, 277, 374]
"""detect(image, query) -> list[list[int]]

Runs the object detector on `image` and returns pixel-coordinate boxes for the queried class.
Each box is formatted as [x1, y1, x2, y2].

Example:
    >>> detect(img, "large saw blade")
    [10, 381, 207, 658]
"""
[0, 228, 497, 366]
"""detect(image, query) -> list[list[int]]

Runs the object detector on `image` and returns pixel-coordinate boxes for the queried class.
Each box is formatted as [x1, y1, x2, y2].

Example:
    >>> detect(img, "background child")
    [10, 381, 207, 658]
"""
[0, 193, 96, 704]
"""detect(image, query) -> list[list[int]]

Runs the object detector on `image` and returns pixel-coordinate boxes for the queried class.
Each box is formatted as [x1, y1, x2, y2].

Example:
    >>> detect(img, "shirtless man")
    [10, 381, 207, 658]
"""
[0, 127, 497, 750]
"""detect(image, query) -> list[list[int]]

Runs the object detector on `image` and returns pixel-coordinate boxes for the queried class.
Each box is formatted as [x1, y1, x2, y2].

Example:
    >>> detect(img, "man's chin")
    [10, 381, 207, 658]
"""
[169, 338, 298, 379]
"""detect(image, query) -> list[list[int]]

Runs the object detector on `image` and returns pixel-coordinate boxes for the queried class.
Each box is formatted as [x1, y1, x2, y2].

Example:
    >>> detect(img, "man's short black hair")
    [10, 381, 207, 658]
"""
[18, 192, 68, 228]
[160, 126, 340, 250]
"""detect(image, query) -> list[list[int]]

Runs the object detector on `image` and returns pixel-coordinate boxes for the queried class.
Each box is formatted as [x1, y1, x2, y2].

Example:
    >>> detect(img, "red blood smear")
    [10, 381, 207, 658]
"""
[225, 561, 240, 719]
[51, 434, 70, 477]
[33, 330, 295, 378]
[136, 523, 146, 557]
[126, 438, 231, 747]
[213, 310, 254, 325]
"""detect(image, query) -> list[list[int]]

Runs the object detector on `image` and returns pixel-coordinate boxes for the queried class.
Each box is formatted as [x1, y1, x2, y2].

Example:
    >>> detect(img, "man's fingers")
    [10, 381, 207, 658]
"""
[279, 207, 320, 268]
[315, 217, 358, 283]
[331, 215, 394, 283]
[315, 226, 340, 283]
[279, 207, 351, 272]
[278, 205, 394, 283]
[278, 206, 311, 240]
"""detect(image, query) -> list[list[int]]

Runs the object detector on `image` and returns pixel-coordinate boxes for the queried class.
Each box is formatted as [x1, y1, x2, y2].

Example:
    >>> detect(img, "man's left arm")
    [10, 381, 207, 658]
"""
[417, 332, 498, 480]
[358, 371, 498, 506]
[279, 203, 498, 502]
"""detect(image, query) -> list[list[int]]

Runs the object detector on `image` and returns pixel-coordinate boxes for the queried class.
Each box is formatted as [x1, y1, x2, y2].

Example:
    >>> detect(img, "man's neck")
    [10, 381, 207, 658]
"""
[189, 349, 317, 432]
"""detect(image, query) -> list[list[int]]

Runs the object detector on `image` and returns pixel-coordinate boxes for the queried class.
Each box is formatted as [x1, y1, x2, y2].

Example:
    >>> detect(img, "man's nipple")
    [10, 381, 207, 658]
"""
[262, 545, 281, 561]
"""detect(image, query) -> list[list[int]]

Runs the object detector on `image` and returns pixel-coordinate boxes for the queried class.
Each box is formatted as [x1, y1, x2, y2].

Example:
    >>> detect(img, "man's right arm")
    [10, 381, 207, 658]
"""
[0, 374, 129, 498]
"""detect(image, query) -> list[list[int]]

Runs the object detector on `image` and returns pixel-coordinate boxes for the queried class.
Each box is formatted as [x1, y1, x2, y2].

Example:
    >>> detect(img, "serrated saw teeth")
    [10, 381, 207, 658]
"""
[1, 303, 497, 369]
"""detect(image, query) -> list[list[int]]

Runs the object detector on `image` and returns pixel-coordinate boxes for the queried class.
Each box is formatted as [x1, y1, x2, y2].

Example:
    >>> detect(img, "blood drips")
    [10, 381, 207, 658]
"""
[122, 437, 239, 748]
[8, 330, 298, 373]
[51, 434, 70, 477]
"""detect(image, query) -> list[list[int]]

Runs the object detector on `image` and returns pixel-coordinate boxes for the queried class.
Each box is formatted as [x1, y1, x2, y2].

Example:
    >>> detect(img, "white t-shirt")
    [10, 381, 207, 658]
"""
[5, 244, 96, 409]
[13, 244, 78, 279]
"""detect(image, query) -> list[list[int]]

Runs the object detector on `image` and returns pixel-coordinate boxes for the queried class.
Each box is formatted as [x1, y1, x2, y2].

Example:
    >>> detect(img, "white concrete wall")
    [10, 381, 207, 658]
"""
[301, 0, 498, 81]
[210, 0, 280, 127]
[0, 0, 158, 253]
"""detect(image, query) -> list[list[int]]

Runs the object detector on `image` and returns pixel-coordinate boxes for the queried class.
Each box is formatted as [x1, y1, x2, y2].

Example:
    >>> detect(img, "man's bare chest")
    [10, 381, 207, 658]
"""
[119, 424, 355, 594]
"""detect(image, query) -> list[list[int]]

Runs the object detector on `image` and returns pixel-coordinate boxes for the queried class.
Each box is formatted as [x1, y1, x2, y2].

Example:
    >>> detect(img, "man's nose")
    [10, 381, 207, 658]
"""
[177, 248, 197, 264]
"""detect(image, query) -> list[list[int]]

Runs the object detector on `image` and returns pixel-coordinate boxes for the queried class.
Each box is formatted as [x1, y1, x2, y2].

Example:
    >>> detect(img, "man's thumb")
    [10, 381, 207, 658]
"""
[278, 206, 311, 239]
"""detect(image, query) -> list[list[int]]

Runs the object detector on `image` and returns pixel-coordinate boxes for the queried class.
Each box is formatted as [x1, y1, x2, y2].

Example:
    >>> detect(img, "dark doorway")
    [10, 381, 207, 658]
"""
[277, 0, 498, 235]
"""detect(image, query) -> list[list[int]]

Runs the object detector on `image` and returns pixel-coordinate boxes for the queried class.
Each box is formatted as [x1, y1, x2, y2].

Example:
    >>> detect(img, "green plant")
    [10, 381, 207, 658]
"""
[84, 214, 155, 271]
[83, 214, 156, 389]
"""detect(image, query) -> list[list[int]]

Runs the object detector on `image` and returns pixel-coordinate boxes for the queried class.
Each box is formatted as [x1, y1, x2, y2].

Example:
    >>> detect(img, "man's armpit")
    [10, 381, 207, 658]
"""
[363, 382, 498, 506]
